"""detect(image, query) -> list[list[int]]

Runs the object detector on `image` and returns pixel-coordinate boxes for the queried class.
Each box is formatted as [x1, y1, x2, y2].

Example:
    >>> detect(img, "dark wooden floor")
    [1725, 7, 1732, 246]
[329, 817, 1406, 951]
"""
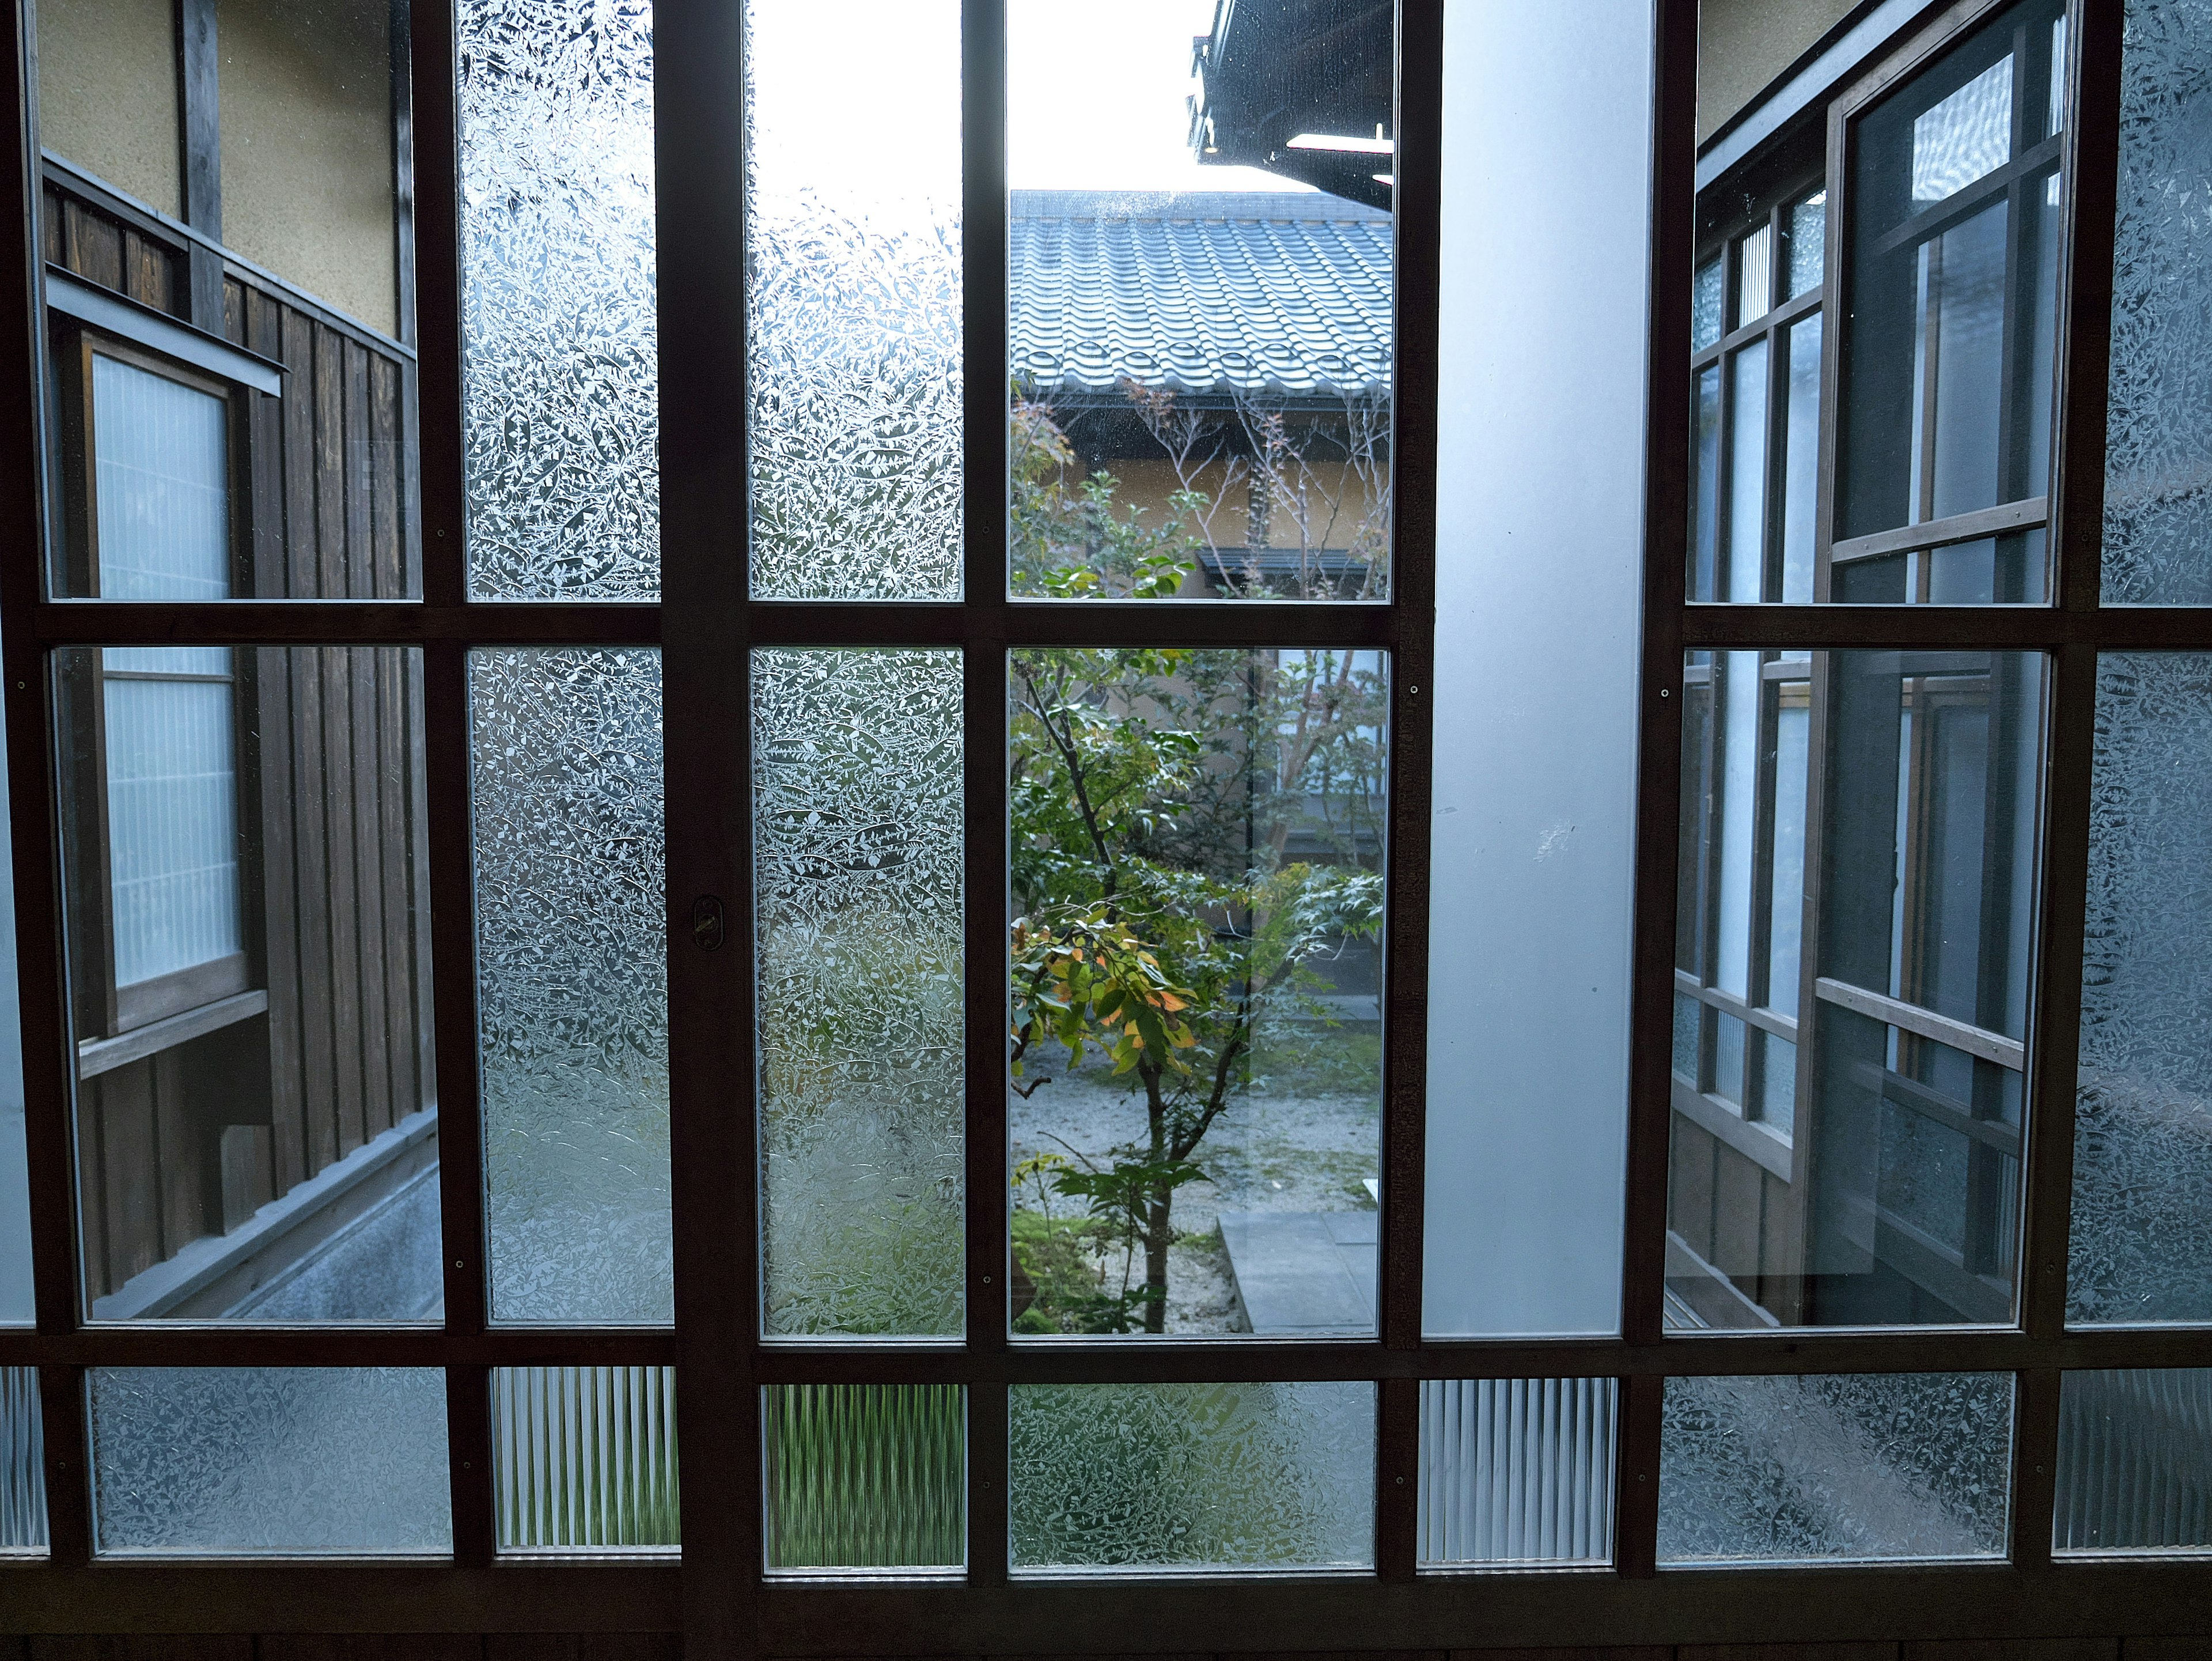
[3, 1643, 2210, 1660]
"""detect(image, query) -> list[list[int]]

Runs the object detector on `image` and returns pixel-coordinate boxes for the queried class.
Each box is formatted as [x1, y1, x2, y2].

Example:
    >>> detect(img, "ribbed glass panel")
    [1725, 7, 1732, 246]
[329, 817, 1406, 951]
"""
[493, 1365, 679, 1553]
[1418, 1377, 1616, 1567]
[89, 353, 228, 600]
[102, 665, 241, 985]
[1, 1368, 44, 1554]
[2055, 1368, 2212, 1554]
[763, 1384, 964, 1572]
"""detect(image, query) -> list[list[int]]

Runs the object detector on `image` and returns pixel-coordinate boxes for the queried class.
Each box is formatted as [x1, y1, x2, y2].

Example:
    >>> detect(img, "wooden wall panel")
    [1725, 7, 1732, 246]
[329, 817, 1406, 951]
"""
[1670, 1117, 1717, 1260]
[1710, 1141, 1764, 1280]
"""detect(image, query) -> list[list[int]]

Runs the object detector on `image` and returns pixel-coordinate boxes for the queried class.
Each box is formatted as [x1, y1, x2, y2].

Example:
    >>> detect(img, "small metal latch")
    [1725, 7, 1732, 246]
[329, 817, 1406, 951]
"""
[690, 894, 726, 952]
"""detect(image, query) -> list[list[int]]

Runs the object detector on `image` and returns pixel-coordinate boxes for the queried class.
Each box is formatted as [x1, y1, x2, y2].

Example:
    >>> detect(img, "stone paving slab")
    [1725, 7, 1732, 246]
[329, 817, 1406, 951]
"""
[1218, 1209, 1378, 1334]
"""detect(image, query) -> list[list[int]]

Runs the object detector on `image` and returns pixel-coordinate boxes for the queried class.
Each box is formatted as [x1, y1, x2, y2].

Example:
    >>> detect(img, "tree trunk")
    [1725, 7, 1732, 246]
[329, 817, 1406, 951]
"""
[1142, 1195, 1173, 1334]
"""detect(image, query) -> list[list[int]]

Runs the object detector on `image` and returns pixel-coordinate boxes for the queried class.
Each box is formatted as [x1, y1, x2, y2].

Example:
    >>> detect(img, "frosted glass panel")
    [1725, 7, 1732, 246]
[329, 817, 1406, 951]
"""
[103, 668, 241, 985]
[88, 1367, 450, 1554]
[764, 1384, 964, 1572]
[745, 0, 961, 600]
[90, 354, 228, 599]
[2071, 653, 2212, 1323]
[460, 0, 658, 599]
[755, 649, 963, 1336]
[493, 1365, 679, 1553]
[1424, 0, 1649, 1336]
[1787, 192, 1826, 299]
[1417, 1377, 1615, 1568]
[473, 648, 671, 1323]
[0, 671, 29, 1325]
[1658, 1372, 2013, 1564]
[2102, 0, 2212, 603]
[1693, 258, 1723, 353]
[1, 1368, 43, 1554]
[1009, 1382, 1373, 1571]
[2054, 1368, 2212, 1553]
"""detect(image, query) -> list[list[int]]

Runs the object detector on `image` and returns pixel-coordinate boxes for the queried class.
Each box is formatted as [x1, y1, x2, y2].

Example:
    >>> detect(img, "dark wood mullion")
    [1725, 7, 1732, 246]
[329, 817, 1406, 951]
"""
[1687, 604, 2212, 648]
[175, 0, 224, 331]
[1690, 283, 1821, 373]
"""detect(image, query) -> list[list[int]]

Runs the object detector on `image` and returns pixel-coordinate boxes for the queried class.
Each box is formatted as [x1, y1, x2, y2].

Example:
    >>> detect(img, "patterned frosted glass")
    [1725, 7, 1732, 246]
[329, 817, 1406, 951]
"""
[103, 667, 242, 984]
[744, 0, 961, 600]
[1009, 1382, 1374, 1571]
[494, 1365, 678, 1553]
[1787, 192, 1826, 298]
[2070, 653, 2212, 1322]
[460, 0, 658, 599]
[473, 648, 670, 1323]
[1657, 1372, 2013, 1564]
[90, 354, 228, 599]
[1418, 1377, 1615, 1567]
[2101, 0, 2212, 603]
[88, 1367, 450, 1554]
[1, 1368, 43, 1553]
[1692, 257, 1723, 353]
[2054, 1368, 2212, 1553]
[755, 650, 963, 1336]
[764, 1384, 964, 1571]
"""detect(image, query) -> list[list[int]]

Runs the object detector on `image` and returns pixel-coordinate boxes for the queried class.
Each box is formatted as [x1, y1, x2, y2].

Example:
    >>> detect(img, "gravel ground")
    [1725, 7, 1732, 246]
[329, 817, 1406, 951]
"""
[1008, 1065, 1380, 1333]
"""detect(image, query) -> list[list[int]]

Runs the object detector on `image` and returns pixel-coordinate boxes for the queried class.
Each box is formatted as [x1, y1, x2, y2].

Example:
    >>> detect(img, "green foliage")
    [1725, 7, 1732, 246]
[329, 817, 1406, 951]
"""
[1010, 398, 1206, 598]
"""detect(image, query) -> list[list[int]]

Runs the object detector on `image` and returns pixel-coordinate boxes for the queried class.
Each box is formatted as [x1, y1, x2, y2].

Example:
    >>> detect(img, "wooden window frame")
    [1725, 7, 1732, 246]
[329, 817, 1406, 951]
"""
[0, 0, 2203, 1654]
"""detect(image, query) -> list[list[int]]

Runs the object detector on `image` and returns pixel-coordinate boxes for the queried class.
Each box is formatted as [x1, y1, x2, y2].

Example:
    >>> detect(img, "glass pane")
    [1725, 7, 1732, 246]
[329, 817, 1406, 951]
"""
[763, 1384, 964, 1572]
[2071, 653, 2212, 1323]
[1726, 345, 1768, 602]
[745, 0, 961, 601]
[1009, 1382, 1373, 1571]
[1736, 224, 1773, 328]
[1835, 0, 2060, 604]
[493, 1365, 678, 1554]
[756, 649, 963, 1337]
[460, 0, 658, 599]
[473, 648, 669, 1324]
[89, 355, 228, 599]
[1658, 1372, 2013, 1564]
[1425, 0, 1650, 1336]
[1, 674, 32, 1324]
[1010, 649, 1384, 1337]
[1669, 649, 2043, 1329]
[58, 646, 437, 1323]
[1417, 1377, 1615, 1568]
[1691, 364, 1722, 600]
[1, 1368, 44, 1554]
[88, 1365, 450, 1554]
[35, 0, 181, 214]
[1011, 1, 1394, 601]
[2055, 1368, 2212, 1554]
[1781, 312, 1821, 603]
[1787, 191, 1827, 298]
[2103, 0, 2212, 603]
[1694, 256, 1724, 352]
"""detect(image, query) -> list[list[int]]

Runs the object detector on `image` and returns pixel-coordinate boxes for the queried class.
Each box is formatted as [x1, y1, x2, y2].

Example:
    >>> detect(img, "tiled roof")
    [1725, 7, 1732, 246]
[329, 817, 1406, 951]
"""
[1010, 190, 1392, 403]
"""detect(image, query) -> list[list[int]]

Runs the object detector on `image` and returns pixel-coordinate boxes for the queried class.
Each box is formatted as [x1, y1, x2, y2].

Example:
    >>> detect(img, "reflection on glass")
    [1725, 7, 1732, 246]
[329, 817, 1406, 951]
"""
[756, 650, 963, 1337]
[88, 1366, 450, 1554]
[2071, 654, 2212, 1323]
[1418, 1377, 1615, 1568]
[1658, 1372, 2013, 1564]
[1671, 650, 2041, 1329]
[1009, 1, 1395, 600]
[1010, 1382, 1373, 1571]
[1693, 256, 1724, 352]
[460, 0, 658, 599]
[2101, 0, 2212, 603]
[473, 648, 669, 1325]
[747, 0, 961, 600]
[0, 669, 30, 1323]
[764, 1384, 964, 1572]
[1781, 313, 1821, 602]
[58, 645, 436, 1323]
[494, 1365, 679, 1554]
[1836, 0, 2063, 603]
[1, 1368, 43, 1554]
[1787, 192, 1827, 298]
[2054, 1369, 2212, 1554]
[1692, 364, 1722, 600]
[1009, 649, 1384, 1336]
[1726, 347, 1768, 602]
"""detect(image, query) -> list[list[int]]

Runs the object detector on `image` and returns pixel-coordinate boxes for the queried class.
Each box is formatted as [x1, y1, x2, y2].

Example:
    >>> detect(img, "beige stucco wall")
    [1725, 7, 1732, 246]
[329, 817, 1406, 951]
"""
[1102, 455, 1385, 554]
[1698, 0, 1860, 144]
[218, 0, 396, 336]
[36, 0, 181, 216]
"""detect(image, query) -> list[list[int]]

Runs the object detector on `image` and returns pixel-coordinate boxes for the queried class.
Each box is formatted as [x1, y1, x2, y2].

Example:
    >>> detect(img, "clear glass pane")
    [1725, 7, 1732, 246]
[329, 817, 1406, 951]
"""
[460, 0, 658, 599]
[1417, 1377, 1615, 1568]
[88, 1365, 450, 1554]
[1781, 312, 1821, 603]
[1, 1368, 45, 1554]
[58, 646, 437, 1323]
[756, 649, 963, 1337]
[493, 1365, 679, 1554]
[88, 355, 228, 598]
[1658, 1372, 2013, 1564]
[763, 1384, 965, 1572]
[473, 648, 670, 1325]
[745, 0, 961, 601]
[35, 0, 181, 215]
[1670, 649, 2043, 1329]
[2103, 0, 2212, 603]
[1691, 364, 1722, 600]
[1010, 649, 1384, 1337]
[1010, 1, 1394, 601]
[1009, 1382, 1373, 1571]
[2055, 1368, 2212, 1554]
[2071, 652, 2212, 1323]
[1787, 191, 1827, 298]
[0, 672, 31, 1323]
[1726, 346, 1768, 602]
